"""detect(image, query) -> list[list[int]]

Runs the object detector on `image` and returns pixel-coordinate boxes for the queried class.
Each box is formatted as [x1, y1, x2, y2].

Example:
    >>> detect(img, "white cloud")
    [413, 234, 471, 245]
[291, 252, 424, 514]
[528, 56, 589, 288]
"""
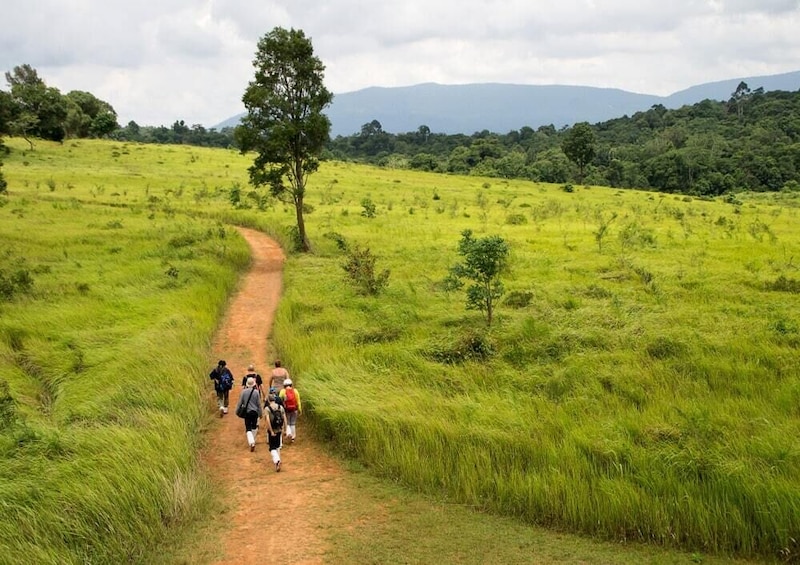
[1, 0, 799, 126]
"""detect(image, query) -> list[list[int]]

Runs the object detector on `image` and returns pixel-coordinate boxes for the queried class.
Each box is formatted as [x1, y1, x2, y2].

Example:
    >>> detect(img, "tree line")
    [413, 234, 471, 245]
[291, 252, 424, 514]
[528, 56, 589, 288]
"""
[3, 60, 800, 197]
[0, 64, 237, 192]
[327, 82, 800, 195]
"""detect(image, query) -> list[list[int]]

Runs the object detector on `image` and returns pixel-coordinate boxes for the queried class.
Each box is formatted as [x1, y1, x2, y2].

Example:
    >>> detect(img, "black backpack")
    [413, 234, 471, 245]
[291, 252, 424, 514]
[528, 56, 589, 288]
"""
[269, 405, 284, 430]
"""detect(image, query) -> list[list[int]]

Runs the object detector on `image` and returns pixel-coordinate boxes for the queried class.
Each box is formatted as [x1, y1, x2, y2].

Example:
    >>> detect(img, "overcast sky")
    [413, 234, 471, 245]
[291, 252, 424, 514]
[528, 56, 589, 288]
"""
[2, 1, 799, 127]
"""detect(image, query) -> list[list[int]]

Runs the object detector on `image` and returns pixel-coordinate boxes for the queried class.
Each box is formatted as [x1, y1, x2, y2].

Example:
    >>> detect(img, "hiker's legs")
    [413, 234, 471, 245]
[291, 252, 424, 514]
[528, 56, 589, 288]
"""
[286, 410, 298, 440]
[268, 432, 282, 470]
[245, 413, 259, 449]
[216, 390, 225, 416]
[222, 389, 230, 412]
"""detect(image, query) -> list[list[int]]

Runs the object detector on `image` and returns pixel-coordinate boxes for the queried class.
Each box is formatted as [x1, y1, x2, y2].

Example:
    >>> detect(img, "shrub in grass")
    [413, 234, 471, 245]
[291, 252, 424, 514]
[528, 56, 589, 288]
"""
[0, 269, 34, 301]
[353, 325, 401, 344]
[361, 197, 377, 218]
[342, 245, 390, 296]
[645, 336, 687, 359]
[766, 275, 800, 293]
[0, 380, 16, 430]
[505, 213, 527, 225]
[503, 290, 533, 308]
[424, 329, 495, 364]
[323, 231, 349, 251]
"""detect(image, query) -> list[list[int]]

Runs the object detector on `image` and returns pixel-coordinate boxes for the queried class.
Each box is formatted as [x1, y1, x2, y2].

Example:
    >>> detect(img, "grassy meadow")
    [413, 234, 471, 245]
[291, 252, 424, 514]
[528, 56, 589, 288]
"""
[0, 139, 252, 563]
[1, 137, 799, 562]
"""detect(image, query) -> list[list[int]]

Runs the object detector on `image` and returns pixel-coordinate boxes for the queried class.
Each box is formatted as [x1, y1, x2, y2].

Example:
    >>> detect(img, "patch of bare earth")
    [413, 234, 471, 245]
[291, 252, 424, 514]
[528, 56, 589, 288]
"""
[203, 227, 347, 565]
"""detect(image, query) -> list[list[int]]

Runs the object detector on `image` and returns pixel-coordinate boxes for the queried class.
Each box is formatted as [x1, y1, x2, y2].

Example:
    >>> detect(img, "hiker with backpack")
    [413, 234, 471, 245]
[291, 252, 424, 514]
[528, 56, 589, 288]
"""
[242, 364, 264, 396]
[265, 391, 286, 471]
[269, 386, 283, 409]
[269, 359, 290, 390]
[209, 360, 234, 417]
[279, 378, 301, 443]
[234, 376, 263, 451]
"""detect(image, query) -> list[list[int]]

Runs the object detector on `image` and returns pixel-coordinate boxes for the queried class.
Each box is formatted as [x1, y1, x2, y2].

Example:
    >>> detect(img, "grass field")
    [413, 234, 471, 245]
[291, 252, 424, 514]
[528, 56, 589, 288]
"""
[1, 137, 798, 563]
[0, 174, 251, 562]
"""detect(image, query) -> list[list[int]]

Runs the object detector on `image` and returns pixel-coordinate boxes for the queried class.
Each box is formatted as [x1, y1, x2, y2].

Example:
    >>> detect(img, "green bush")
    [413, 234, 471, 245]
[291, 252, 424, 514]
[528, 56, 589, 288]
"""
[323, 231, 349, 251]
[645, 336, 686, 359]
[0, 379, 16, 430]
[353, 325, 401, 344]
[766, 275, 800, 293]
[424, 329, 495, 364]
[342, 245, 389, 295]
[361, 197, 377, 218]
[505, 213, 527, 225]
[503, 290, 533, 308]
[0, 269, 34, 301]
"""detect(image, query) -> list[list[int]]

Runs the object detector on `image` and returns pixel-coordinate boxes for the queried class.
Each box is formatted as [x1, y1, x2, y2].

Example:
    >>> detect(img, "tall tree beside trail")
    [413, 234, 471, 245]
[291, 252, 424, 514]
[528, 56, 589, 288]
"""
[561, 121, 596, 184]
[235, 27, 333, 252]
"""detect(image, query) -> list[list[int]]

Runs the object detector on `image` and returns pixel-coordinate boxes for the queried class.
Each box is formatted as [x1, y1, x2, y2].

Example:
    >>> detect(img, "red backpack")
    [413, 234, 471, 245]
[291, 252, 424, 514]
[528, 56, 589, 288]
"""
[284, 388, 298, 412]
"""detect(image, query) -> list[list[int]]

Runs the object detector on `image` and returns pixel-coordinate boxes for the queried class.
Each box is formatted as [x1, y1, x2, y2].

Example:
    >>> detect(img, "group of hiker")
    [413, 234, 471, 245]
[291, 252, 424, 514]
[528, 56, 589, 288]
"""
[208, 359, 302, 472]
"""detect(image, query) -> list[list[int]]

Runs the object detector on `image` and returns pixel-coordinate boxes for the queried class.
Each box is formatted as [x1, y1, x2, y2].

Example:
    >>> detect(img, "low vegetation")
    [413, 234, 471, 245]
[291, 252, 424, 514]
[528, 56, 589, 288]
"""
[1, 137, 798, 562]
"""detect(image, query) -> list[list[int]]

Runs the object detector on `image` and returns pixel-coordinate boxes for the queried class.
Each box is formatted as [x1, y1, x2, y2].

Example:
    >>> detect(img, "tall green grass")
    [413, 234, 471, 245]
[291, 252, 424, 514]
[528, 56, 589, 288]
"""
[269, 176, 800, 559]
[0, 176, 249, 563]
[3, 138, 800, 561]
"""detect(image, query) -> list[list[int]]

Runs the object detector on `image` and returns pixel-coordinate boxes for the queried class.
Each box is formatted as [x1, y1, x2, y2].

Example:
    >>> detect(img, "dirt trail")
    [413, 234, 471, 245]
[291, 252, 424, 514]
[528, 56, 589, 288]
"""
[203, 227, 347, 565]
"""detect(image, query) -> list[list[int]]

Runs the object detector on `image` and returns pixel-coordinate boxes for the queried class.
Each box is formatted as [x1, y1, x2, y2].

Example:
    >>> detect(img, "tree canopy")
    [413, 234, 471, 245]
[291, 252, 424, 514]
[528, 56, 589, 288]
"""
[561, 121, 596, 183]
[234, 27, 333, 252]
[1, 64, 118, 146]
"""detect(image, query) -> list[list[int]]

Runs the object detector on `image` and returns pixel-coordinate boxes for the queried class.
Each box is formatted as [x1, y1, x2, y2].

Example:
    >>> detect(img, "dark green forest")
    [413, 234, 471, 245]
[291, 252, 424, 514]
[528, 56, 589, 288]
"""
[2, 63, 800, 197]
[325, 83, 800, 195]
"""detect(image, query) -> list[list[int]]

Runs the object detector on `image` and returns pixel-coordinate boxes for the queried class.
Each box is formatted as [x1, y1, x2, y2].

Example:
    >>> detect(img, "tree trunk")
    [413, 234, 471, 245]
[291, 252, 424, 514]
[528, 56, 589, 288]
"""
[295, 196, 311, 252]
[485, 281, 493, 326]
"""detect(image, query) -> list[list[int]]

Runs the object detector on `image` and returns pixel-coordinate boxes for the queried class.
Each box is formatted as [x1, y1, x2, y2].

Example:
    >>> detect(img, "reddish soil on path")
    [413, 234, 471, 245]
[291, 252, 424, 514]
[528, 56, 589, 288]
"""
[203, 227, 347, 565]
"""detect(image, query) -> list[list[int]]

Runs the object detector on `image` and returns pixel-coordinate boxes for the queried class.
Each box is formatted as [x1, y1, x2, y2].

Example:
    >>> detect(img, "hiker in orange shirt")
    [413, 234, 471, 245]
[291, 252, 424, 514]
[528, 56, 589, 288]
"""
[279, 378, 301, 443]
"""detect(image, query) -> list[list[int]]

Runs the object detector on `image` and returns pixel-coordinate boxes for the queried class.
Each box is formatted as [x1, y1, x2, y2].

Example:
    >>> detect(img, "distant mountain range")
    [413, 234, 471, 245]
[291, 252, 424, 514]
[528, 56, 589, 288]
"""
[213, 70, 800, 137]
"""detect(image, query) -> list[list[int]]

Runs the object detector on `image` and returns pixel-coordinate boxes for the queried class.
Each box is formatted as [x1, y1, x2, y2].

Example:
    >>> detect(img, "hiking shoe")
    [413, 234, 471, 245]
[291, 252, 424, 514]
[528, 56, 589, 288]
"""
[276, 461, 281, 472]
[219, 407, 224, 417]
[250, 444, 255, 452]
[222, 407, 228, 414]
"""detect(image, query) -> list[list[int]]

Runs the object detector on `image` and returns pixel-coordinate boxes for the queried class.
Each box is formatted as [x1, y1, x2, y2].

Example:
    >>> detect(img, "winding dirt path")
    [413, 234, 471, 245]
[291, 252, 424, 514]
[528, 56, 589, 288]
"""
[203, 227, 347, 565]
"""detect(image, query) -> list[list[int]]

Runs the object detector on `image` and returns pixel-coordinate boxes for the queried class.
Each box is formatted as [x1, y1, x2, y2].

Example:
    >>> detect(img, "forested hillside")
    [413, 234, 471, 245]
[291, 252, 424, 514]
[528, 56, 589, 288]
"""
[327, 86, 800, 195]
[2, 61, 799, 197]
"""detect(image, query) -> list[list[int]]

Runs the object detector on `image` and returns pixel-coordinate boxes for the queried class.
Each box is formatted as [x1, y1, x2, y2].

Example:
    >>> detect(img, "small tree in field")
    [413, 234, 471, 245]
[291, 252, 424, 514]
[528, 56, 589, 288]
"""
[235, 27, 333, 252]
[444, 230, 509, 326]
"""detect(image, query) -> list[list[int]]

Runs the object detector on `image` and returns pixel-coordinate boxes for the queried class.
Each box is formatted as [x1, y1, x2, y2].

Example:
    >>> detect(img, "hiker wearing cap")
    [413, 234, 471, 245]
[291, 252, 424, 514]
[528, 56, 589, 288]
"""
[268, 386, 284, 410]
[278, 378, 301, 443]
[234, 377, 263, 451]
[242, 363, 264, 396]
[209, 360, 234, 417]
[269, 360, 289, 391]
[265, 391, 286, 471]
